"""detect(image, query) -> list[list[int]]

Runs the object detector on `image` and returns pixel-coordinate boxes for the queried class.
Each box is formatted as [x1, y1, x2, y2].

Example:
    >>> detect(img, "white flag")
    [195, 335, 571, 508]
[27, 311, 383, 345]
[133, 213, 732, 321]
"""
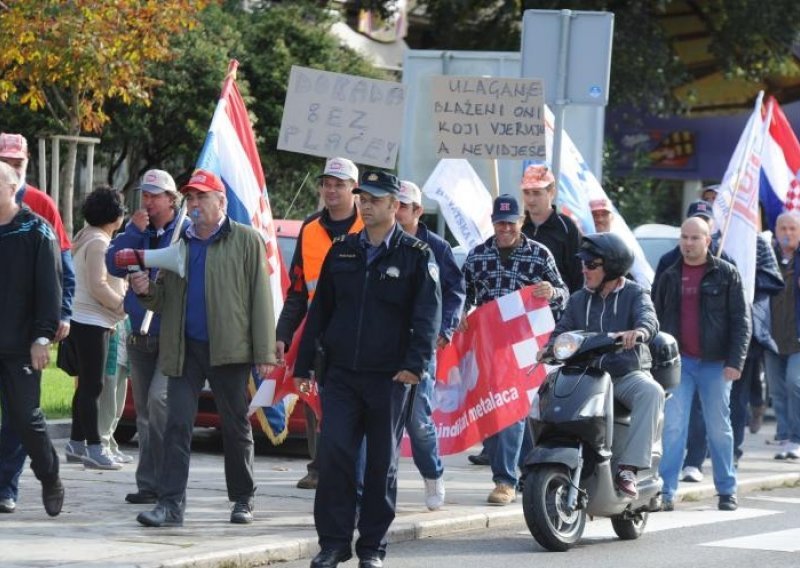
[422, 159, 494, 250]
[713, 92, 769, 303]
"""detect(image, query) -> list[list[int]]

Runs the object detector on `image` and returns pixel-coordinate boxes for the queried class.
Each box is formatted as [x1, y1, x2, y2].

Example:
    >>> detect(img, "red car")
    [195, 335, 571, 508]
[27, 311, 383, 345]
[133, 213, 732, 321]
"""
[115, 219, 307, 444]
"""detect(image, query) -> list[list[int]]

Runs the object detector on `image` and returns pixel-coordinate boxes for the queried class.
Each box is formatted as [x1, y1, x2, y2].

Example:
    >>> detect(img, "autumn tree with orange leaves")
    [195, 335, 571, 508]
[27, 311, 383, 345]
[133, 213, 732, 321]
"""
[0, 0, 210, 234]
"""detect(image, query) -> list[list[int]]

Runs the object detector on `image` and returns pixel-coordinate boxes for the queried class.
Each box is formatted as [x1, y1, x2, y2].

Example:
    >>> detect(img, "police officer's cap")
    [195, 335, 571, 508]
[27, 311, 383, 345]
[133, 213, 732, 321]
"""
[353, 170, 400, 198]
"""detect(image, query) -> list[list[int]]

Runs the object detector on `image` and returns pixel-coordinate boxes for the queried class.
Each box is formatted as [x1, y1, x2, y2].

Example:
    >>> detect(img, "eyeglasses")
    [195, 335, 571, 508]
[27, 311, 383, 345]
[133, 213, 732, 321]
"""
[582, 259, 604, 271]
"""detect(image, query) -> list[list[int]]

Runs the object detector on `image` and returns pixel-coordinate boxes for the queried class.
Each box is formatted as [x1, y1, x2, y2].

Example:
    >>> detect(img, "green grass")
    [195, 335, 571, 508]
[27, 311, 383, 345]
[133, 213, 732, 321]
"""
[41, 363, 75, 419]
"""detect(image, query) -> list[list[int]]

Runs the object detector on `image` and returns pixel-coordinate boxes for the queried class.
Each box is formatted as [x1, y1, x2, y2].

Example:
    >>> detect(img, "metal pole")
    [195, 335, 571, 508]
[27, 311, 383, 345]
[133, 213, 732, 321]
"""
[85, 142, 95, 195]
[551, 9, 573, 195]
[50, 137, 60, 209]
[38, 138, 47, 193]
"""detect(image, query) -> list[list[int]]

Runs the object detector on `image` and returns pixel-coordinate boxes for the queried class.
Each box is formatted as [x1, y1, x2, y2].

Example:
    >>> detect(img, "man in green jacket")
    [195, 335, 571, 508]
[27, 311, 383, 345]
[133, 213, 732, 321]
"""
[129, 169, 276, 527]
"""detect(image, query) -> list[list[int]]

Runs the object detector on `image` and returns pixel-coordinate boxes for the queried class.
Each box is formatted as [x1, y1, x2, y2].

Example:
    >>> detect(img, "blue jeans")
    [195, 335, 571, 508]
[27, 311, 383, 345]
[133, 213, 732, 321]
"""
[0, 398, 26, 501]
[764, 351, 800, 444]
[405, 360, 443, 480]
[485, 419, 525, 487]
[660, 356, 736, 500]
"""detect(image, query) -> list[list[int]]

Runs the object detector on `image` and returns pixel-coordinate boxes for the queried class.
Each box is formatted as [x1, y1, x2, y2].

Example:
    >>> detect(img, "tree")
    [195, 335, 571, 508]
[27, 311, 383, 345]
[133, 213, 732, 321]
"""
[239, 1, 388, 218]
[0, 0, 209, 234]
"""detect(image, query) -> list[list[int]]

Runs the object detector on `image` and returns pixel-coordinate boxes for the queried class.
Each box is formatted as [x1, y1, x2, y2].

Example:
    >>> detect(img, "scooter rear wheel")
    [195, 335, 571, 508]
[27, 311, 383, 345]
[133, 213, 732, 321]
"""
[523, 465, 586, 552]
[611, 511, 648, 540]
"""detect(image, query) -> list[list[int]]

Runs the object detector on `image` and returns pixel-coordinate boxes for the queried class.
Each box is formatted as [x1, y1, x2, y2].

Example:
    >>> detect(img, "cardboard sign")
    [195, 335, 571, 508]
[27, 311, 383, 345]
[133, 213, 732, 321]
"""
[278, 66, 406, 168]
[431, 75, 546, 160]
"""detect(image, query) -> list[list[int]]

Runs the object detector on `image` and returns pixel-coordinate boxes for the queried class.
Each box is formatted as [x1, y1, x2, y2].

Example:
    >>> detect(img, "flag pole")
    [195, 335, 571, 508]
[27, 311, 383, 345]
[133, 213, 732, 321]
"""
[716, 91, 766, 256]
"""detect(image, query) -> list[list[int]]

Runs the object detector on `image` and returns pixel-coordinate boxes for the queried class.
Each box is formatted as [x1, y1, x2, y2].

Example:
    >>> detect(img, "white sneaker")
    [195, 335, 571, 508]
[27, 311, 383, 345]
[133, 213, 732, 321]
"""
[424, 477, 445, 511]
[775, 440, 790, 460]
[681, 466, 704, 482]
[112, 450, 134, 464]
[786, 442, 800, 460]
[64, 441, 86, 464]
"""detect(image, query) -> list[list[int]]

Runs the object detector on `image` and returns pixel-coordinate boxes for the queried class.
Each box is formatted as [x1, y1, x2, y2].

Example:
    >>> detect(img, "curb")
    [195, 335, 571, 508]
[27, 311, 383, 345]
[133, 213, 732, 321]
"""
[46, 418, 72, 441]
[141, 472, 800, 568]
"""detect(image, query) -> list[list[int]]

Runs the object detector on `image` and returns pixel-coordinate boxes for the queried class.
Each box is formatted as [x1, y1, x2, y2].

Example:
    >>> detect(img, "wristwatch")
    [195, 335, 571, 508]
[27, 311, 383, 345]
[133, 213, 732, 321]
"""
[34, 337, 51, 347]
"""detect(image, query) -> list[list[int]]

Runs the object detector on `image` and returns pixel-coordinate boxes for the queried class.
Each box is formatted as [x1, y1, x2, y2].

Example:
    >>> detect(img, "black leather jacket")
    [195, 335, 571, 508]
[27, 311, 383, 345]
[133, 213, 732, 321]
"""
[652, 253, 751, 371]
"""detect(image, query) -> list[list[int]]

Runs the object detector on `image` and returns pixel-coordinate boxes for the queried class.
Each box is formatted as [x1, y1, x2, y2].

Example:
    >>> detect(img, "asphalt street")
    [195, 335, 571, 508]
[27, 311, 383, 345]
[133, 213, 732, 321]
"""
[277, 485, 800, 568]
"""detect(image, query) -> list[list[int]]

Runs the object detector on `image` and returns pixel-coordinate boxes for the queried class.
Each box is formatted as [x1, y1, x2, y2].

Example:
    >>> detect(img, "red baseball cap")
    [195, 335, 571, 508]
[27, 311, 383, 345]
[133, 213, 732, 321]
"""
[181, 169, 224, 194]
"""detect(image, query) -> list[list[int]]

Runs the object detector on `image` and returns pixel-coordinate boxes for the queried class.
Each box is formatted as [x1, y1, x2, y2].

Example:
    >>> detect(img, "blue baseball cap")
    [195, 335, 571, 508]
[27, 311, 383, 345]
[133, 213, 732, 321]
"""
[491, 194, 522, 223]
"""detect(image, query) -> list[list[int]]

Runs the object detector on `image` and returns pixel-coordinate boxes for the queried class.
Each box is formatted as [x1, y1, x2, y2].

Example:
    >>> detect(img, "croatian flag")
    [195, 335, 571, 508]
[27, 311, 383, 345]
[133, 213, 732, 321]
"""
[524, 105, 654, 289]
[196, 60, 297, 444]
[760, 96, 800, 232]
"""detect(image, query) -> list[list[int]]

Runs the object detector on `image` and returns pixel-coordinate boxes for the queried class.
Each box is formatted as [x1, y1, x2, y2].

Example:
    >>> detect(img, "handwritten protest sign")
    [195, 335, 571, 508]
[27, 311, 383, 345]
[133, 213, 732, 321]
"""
[278, 66, 406, 168]
[431, 76, 545, 160]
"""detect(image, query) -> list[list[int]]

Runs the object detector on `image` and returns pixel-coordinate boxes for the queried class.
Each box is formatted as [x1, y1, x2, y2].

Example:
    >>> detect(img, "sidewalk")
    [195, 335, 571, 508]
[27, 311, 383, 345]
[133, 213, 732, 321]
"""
[2, 420, 798, 568]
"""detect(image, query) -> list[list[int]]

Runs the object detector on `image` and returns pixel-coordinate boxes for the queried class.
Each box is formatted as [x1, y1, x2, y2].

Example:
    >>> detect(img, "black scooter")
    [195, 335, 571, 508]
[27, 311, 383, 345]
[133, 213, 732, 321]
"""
[522, 331, 680, 552]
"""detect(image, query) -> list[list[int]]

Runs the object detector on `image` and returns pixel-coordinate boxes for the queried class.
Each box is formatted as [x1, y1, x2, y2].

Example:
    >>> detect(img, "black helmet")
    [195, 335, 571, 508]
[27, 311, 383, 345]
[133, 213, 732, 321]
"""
[578, 232, 635, 280]
[649, 332, 681, 390]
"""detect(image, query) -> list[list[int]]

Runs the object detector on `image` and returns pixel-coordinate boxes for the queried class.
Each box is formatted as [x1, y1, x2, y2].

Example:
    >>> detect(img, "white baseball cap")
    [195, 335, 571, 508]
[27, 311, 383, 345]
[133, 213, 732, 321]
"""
[398, 180, 422, 205]
[318, 157, 358, 183]
[139, 169, 177, 195]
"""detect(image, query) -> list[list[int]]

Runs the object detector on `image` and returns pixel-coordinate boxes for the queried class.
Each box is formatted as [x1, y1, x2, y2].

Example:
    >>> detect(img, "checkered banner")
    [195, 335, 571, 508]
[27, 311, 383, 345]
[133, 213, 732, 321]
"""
[401, 286, 554, 457]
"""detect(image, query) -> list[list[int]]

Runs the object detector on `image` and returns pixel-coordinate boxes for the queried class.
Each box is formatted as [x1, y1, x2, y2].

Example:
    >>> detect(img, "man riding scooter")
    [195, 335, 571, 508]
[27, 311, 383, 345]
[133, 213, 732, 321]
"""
[543, 233, 665, 498]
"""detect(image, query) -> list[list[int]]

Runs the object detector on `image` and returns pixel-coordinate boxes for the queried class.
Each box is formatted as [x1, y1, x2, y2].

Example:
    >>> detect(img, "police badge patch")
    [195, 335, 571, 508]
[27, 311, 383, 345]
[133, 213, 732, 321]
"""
[428, 262, 439, 284]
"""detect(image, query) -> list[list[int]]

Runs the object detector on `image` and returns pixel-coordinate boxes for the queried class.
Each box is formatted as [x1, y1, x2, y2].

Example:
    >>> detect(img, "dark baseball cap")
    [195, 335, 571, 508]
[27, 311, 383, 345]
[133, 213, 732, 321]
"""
[491, 194, 522, 223]
[353, 170, 400, 197]
[686, 199, 713, 220]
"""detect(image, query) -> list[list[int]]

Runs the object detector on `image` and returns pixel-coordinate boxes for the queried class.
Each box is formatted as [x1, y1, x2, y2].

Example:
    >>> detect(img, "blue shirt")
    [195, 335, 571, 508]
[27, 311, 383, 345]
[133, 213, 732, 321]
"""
[184, 217, 226, 342]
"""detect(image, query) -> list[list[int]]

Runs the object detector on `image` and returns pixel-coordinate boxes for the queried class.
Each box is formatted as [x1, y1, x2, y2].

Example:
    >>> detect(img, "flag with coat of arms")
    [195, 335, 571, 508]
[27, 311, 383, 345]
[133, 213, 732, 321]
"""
[759, 96, 800, 232]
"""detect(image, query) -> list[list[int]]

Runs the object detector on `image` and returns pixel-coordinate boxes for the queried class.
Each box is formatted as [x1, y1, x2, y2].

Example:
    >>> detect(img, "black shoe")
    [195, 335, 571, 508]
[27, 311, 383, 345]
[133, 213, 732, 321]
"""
[718, 494, 738, 511]
[137, 504, 183, 527]
[467, 453, 489, 466]
[42, 478, 64, 517]
[125, 490, 158, 504]
[0, 497, 16, 513]
[310, 548, 353, 568]
[230, 501, 253, 524]
[359, 556, 384, 568]
[661, 498, 675, 512]
[297, 471, 318, 489]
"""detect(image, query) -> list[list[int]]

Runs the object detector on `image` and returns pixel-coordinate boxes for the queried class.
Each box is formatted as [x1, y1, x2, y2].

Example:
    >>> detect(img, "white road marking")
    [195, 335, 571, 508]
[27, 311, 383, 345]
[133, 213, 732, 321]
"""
[745, 496, 800, 505]
[702, 528, 800, 552]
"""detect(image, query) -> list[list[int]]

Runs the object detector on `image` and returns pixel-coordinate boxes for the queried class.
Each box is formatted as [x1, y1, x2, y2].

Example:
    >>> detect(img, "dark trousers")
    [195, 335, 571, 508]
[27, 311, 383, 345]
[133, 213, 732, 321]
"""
[69, 320, 110, 445]
[0, 357, 59, 489]
[314, 366, 411, 559]
[0, 394, 27, 500]
[158, 339, 254, 512]
[305, 404, 320, 475]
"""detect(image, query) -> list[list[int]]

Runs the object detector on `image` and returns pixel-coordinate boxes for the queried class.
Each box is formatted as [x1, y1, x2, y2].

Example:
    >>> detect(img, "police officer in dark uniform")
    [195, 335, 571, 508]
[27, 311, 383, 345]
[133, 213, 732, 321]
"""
[294, 170, 441, 568]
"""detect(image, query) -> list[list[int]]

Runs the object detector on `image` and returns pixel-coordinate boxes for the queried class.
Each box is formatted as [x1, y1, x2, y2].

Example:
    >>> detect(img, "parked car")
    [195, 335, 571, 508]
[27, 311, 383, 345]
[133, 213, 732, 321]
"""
[633, 223, 680, 272]
[115, 219, 307, 444]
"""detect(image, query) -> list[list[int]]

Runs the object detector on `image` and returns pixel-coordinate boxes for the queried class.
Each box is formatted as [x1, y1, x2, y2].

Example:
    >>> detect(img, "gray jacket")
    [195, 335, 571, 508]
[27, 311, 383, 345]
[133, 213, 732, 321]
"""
[548, 279, 659, 377]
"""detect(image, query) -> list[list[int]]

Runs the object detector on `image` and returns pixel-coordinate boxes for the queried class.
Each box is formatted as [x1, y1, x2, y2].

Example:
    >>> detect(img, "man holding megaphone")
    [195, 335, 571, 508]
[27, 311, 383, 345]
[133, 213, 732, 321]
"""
[128, 169, 276, 528]
[106, 169, 188, 506]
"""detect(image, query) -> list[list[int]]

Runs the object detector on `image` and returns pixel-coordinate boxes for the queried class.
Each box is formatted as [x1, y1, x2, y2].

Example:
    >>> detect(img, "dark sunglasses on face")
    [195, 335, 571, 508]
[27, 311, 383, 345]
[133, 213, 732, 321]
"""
[582, 259, 604, 271]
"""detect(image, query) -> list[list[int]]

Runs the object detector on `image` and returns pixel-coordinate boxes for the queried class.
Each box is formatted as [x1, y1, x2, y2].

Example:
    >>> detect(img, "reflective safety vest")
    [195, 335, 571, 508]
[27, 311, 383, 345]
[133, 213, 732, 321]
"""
[302, 214, 364, 303]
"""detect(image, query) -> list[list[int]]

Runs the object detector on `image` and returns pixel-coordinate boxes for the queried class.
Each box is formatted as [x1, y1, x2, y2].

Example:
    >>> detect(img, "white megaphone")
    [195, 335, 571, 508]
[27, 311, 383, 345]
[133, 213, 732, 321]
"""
[114, 240, 186, 278]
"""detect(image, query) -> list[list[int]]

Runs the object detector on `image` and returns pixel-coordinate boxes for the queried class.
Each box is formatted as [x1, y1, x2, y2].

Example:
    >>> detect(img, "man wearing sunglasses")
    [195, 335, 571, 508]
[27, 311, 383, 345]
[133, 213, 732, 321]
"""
[544, 232, 664, 500]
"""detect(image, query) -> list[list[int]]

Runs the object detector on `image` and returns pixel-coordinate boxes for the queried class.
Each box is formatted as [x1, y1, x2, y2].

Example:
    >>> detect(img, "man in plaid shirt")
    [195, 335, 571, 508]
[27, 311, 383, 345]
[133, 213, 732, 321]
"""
[460, 194, 568, 505]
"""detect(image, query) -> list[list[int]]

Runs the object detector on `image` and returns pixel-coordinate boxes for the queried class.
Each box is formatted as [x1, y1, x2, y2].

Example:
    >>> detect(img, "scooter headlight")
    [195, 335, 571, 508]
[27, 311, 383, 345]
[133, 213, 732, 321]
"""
[528, 388, 540, 420]
[553, 332, 585, 360]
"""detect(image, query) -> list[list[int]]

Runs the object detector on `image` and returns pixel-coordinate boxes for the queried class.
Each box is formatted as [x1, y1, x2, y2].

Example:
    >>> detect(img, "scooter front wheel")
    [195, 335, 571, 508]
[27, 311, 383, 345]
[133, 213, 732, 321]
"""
[522, 465, 586, 552]
[611, 511, 648, 540]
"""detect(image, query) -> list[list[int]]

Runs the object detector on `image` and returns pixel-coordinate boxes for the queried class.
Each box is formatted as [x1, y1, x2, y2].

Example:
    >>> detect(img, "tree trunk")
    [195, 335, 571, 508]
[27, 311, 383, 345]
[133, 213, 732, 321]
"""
[61, 90, 81, 237]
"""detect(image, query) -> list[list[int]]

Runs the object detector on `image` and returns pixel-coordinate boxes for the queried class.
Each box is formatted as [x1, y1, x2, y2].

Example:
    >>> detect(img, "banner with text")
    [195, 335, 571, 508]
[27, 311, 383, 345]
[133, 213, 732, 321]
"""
[402, 286, 554, 456]
[277, 65, 406, 168]
[431, 75, 545, 160]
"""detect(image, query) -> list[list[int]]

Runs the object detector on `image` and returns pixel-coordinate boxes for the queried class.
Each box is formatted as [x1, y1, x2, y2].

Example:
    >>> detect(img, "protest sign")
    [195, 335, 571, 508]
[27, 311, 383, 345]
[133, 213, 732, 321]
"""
[277, 65, 406, 168]
[431, 75, 546, 160]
